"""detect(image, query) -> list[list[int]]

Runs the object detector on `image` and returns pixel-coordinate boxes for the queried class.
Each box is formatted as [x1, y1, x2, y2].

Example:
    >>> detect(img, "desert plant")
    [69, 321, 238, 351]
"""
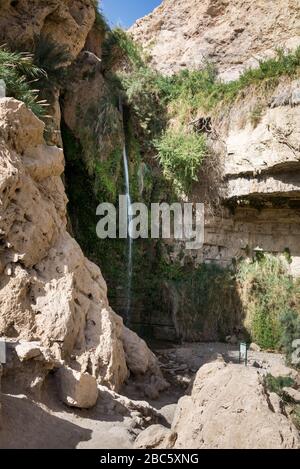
[237, 254, 300, 350]
[280, 309, 300, 367]
[91, 0, 109, 33]
[154, 127, 208, 193]
[249, 103, 264, 127]
[265, 374, 295, 396]
[102, 27, 145, 71]
[0, 46, 46, 117]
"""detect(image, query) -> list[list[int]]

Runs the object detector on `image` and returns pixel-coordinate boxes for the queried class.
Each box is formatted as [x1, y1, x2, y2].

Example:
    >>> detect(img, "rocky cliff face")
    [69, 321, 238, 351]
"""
[0, 0, 95, 61]
[131, 0, 300, 80]
[130, 1, 300, 277]
[0, 97, 167, 401]
[128, 0, 300, 342]
[202, 77, 300, 276]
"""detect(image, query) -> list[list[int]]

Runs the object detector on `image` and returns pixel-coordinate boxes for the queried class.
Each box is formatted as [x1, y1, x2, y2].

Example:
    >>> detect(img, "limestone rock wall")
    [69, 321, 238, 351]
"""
[0, 0, 95, 61]
[131, 0, 300, 80]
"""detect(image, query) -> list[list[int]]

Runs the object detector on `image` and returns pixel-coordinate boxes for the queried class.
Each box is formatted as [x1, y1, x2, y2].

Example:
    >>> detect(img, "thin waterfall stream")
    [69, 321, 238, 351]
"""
[119, 98, 133, 325]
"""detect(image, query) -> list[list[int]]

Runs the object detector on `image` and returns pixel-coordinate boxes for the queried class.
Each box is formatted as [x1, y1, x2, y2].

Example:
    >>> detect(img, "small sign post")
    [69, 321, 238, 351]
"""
[239, 342, 248, 366]
[0, 338, 6, 365]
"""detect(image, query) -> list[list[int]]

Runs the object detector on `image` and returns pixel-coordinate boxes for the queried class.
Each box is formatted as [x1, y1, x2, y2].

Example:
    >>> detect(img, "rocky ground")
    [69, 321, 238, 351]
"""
[1, 341, 299, 449]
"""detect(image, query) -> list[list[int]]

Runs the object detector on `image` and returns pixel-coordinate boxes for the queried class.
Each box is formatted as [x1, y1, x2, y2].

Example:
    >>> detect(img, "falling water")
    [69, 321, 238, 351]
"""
[119, 98, 133, 325]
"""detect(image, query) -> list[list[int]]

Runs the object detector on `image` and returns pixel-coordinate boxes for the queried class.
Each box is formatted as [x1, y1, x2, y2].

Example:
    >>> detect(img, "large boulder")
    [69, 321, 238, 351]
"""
[56, 366, 98, 409]
[122, 327, 169, 399]
[137, 360, 300, 449]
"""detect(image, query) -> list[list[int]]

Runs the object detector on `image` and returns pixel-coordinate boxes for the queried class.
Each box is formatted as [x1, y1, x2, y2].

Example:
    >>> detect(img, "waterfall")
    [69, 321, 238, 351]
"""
[119, 98, 133, 325]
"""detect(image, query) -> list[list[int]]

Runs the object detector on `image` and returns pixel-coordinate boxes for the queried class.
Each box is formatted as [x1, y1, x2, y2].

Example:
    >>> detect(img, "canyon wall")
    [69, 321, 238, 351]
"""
[0, 0, 167, 405]
[129, 0, 300, 341]
[131, 0, 300, 80]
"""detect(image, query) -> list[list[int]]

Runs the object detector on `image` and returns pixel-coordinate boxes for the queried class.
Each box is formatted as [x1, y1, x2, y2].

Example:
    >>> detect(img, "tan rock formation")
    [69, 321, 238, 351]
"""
[0, 0, 95, 61]
[56, 366, 98, 409]
[134, 424, 176, 449]
[136, 360, 300, 449]
[131, 0, 300, 79]
[0, 97, 167, 398]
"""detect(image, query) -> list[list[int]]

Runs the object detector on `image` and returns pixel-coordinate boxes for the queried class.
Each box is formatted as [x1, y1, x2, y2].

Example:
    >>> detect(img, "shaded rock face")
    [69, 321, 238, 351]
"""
[0, 98, 167, 397]
[131, 0, 300, 79]
[0, 0, 95, 61]
[136, 361, 300, 449]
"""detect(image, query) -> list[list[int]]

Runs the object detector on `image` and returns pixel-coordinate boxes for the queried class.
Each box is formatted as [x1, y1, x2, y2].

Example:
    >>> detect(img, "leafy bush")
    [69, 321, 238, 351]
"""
[292, 405, 300, 430]
[150, 260, 240, 342]
[280, 309, 300, 367]
[91, 0, 109, 33]
[154, 47, 300, 126]
[265, 374, 295, 396]
[154, 128, 207, 193]
[120, 66, 166, 143]
[0, 46, 46, 117]
[237, 254, 299, 350]
[102, 27, 145, 71]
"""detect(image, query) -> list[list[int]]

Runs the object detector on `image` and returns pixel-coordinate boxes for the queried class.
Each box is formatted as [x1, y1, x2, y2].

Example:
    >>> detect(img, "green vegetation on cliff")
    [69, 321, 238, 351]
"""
[58, 21, 300, 351]
[107, 31, 300, 194]
[154, 128, 207, 193]
[237, 254, 300, 353]
[0, 47, 46, 117]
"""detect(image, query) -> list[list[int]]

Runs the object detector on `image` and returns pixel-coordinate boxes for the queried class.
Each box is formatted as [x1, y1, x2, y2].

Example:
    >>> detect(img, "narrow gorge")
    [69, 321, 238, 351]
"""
[0, 0, 300, 451]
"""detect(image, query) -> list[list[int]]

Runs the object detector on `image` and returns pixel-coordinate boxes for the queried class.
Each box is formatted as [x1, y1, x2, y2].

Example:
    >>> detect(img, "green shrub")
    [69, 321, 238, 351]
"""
[249, 103, 264, 127]
[102, 27, 145, 71]
[157, 47, 300, 120]
[151, 261, 240, 342]
[292, 405, 300, 430]
[265, 374, 295, 396]
[280, 309, 300, 368]
[91, 1, 109, 33]
[154, 128, 207, 193]
[237, 254, 299, 350]
[120, 66, 166, 144]
[0, 46, 46, 117]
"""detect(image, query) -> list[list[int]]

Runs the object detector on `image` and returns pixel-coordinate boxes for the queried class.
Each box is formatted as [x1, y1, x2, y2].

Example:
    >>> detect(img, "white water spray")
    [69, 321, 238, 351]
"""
[119, 98, 133, 324]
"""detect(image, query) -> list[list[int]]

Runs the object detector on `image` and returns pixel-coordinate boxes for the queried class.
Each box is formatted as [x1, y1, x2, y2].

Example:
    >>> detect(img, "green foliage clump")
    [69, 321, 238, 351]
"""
[91, 1, 109, 34]
[237, 254, 300, 350]
[265, 374, 300, 430]
[102, 27, 145, 71]
[121, 66, 165, 140]
[265, 374, 295, 397]
[280, 309, 300, 368]
[93, 147, 123, 202]
[160, 47, 300, 116]
[0, 46, 46, 117]
[154, 128, 207, 193]
[292, 405, 300, 430]
[149, 260, 240, 342]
